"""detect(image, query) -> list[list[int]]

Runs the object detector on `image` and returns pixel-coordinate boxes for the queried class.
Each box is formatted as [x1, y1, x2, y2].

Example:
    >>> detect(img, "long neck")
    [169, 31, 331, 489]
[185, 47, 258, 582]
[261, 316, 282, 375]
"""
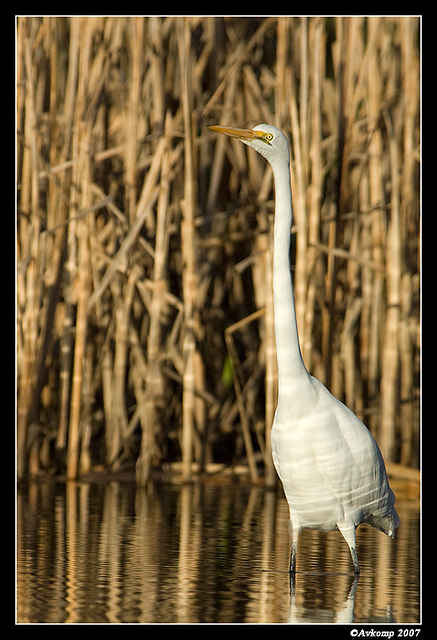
[271, 157, 308, 390]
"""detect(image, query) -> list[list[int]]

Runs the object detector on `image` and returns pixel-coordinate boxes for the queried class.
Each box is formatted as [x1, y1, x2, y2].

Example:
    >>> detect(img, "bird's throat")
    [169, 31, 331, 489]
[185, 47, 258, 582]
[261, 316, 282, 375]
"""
[271, 160, 308, 389]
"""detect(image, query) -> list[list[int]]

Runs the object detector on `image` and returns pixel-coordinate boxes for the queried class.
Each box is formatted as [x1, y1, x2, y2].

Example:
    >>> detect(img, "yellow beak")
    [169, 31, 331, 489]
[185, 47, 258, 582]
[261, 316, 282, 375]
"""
[208, 125, 261, 142]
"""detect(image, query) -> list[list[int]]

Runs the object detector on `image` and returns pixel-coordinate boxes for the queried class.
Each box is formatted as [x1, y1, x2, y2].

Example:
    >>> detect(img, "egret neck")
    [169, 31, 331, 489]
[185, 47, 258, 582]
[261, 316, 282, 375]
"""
[270, 153, 309, 391]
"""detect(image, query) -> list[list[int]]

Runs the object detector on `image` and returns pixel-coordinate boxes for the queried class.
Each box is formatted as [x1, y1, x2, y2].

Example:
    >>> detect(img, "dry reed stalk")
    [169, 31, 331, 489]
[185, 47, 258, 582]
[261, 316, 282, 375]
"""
[65, 18, 99, 479]
[67, 217, 89, 479]
[66, 81, 85, 477]
[125, 18, 143, 221]
[399, 272, 414, 465]
[17, 31, 39, 478]
[261, 222, 277, 487]
[399, 19, 420, 465]
[225, 309, 266, 483]
[288, 33, 307, 355]
[178, 18, 199, 483]
[304, 18, 324, 373]
[224, 329, 257, 482]
[206, 74, 238, 217]
[322, 16, 348, 393]
[366, 32, 387, 424]
[379, 112, 402, 461]
[275, 18, 289, 128]
[56, 198, 74, 453]
[136, 115, 173, 486]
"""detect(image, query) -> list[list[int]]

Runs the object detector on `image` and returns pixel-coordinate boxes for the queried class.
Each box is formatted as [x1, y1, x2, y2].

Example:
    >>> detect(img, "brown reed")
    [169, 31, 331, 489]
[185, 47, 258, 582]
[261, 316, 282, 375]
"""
[16, 16, 420, 484]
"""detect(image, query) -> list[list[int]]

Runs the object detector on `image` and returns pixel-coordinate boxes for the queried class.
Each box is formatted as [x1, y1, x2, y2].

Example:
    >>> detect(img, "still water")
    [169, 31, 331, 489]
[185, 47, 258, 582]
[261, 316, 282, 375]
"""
[17, 479, 420, 624]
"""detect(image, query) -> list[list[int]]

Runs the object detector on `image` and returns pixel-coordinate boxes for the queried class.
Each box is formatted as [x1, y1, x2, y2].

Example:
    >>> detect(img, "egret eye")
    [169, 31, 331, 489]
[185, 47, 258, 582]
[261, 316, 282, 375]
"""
[264, 133, 274, 141]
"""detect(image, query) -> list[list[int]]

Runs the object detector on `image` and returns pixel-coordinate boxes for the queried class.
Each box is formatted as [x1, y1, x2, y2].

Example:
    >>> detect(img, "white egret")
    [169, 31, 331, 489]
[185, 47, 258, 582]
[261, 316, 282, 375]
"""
[208, 123, 399, 574]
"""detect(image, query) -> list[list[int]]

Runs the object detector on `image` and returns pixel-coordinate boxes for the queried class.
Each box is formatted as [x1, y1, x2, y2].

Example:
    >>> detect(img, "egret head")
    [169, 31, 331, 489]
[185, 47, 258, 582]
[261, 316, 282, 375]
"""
[208, 123, 290, 166]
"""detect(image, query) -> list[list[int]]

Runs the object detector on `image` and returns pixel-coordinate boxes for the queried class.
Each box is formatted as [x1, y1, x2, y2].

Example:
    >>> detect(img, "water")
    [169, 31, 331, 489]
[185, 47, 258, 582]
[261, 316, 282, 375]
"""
[17, 479, 420, 623]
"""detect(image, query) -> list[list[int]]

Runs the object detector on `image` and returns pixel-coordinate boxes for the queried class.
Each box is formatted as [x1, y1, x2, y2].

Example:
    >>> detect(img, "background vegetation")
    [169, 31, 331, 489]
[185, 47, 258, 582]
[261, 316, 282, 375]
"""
[17, 16, 420, 485]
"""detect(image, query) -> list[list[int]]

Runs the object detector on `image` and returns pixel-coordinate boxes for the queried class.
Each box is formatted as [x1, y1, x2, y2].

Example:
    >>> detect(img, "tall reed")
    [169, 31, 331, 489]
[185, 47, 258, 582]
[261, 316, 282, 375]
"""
[16, 16, 420, 484]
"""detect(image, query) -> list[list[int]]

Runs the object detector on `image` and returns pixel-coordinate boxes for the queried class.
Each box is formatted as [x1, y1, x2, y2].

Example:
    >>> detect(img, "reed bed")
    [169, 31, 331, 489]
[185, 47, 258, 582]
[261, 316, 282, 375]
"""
[16, 16, 420, 484]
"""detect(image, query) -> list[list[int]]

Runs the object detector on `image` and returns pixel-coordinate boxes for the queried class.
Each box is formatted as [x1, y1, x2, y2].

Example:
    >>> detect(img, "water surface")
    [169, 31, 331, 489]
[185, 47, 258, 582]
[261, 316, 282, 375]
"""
[17, 479, 420, 623]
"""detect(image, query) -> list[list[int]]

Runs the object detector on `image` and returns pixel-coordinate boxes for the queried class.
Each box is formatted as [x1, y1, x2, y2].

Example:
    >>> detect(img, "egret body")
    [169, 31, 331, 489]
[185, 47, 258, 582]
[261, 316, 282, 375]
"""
[209, 123, 399, 574]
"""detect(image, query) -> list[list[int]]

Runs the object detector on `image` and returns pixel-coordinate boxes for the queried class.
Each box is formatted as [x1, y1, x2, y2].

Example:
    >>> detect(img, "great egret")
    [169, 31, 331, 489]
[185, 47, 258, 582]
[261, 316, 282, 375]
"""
[208, 124, 399, 575]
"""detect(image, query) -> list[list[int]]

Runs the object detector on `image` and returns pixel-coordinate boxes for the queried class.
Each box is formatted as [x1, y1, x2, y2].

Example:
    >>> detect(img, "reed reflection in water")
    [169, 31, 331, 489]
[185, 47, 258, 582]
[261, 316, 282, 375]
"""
[17, 480, 419, 623]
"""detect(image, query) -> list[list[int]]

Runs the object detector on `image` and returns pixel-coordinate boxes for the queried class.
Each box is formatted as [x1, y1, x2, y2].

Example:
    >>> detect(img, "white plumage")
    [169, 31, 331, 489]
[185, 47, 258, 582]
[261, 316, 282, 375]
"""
[209, 123, 399, 574]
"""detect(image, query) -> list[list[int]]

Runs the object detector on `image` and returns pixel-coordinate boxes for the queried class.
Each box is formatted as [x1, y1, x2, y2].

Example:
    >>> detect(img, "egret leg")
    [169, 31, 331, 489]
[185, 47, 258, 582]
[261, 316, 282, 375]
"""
[289, 565, 296, 603]
[288, 522, 300, 574]
[338, 522, 360, 575]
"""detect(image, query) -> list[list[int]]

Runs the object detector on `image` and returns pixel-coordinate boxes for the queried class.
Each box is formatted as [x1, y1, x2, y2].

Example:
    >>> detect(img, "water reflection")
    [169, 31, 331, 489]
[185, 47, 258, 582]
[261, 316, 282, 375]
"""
[288, 574, 359, 623]
[17, 480, 419, 623]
